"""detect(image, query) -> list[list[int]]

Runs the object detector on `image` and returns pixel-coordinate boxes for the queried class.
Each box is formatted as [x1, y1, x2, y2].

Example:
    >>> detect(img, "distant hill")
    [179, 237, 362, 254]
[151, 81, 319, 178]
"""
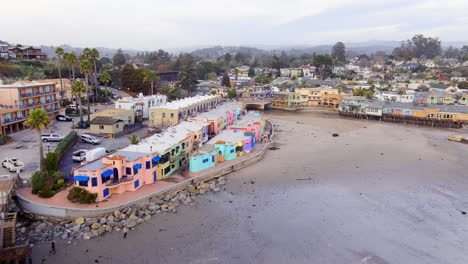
[190, 46, 269, 59]
[38, 44, 140, 59]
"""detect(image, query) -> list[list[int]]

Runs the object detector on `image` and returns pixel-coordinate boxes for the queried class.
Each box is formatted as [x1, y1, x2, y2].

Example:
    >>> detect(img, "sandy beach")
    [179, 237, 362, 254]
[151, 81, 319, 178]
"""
[31, 111, 468, 264]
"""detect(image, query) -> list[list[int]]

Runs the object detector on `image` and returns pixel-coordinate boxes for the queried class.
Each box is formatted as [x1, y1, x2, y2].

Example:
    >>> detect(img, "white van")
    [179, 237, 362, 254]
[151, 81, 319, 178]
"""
[80, 134, 101, 145]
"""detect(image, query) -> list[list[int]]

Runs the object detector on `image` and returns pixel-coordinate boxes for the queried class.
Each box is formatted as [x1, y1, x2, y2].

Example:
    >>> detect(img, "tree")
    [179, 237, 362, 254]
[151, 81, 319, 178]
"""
[113, 49, 126, 68]
[120, 64, 135, 89]
[207, 72, 217, 80]
[25, 109, 51, 171]
[89, 48, 100, 101]
[461, 46, 468, 61]
[65, 52, 77, 81]
[128, 134, 139, 145]
[221, 73, 231, 87]
[313, 55, 333, 80]
[458, 81, 468, 90]
[271, 55, 282, 77]
[55, 47, 65, 103]
[411, 34, 442, 59]
[255, 75, 272, 84]
[331, 42, 346, 64]
[177, 67, 199, 96]
[71, 80, 86, 125]
[248, 68, 255, 77]
[79, 59, 93, 123]
[227, 88, 237, 99]
[99, 71, 112, 98]
[143, 69, 159, 95]
[224, 53, 232, 65]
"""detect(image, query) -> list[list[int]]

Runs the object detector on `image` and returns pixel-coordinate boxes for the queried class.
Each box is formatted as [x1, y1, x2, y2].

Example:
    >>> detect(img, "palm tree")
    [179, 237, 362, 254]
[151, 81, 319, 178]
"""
[65, 52, 77, 81]
[234, 68, 239, 80]
[144, 69, 159, 95]
[72, 80, 86, 126]
[25, 109, 51, 171]
[89, 48, 100, 101]
[99, 71, 112, 100]
[80, 59, 93, 124]
[127, 134, 139, 145]
[55, 47, 65, 103]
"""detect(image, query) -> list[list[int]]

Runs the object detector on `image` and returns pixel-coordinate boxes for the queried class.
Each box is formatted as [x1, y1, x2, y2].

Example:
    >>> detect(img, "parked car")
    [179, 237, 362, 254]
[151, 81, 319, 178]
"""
[68, 104, 78, 110]
[80, 134, 101, 145]
[56, 115, 74, 122]
[42, 133, 64, 142]
[2, 158, 24, 172]
[72, 149, 87, 162]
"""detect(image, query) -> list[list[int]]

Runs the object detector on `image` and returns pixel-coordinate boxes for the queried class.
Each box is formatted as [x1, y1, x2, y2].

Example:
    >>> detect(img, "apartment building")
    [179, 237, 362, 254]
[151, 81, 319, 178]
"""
[115, 93, 167, 119]
[0, 82, 62, 135]
[271, 92, 306, 110]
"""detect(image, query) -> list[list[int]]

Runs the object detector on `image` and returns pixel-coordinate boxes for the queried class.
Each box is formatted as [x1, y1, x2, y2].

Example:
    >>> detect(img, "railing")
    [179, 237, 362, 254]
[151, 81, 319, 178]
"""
[20, 100, 58, 109]
[2, 116, 27, 124]
[19, 90, 57, 98]
[105, 176, 133, 187]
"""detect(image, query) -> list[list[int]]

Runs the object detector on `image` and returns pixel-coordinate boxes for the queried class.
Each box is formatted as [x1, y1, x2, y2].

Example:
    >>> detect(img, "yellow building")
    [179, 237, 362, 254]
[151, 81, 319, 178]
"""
[295, 87, 344, 108]
[459, 93, 468, 105]
[89, 109, 135, 136]
[149, 95, 221, 127]
[271, 92, 306, 111]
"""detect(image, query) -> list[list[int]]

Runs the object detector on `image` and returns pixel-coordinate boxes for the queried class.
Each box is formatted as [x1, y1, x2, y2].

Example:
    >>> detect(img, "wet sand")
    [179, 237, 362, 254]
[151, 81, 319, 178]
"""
[31, 111, 468, 264]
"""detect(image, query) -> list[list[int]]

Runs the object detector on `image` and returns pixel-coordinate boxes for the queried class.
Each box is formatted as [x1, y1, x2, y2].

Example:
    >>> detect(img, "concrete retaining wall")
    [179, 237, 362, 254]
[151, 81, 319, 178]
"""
[16, 120, 275, 219]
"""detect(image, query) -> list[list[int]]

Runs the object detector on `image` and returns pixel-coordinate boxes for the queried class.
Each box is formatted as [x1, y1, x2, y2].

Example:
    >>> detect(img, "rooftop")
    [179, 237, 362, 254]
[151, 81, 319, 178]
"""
[230, 112, 263, 128]
[208, 130, 251, 145]
[194, 102, 241, 120]
[92, 108, 132, 116]
[151, 95, 218, 110]
[0, 81, 56, 89]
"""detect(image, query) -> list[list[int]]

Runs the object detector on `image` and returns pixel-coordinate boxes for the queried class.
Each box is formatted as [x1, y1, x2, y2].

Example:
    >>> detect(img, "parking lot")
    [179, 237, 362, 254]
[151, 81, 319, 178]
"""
[58, 126, 150, 177]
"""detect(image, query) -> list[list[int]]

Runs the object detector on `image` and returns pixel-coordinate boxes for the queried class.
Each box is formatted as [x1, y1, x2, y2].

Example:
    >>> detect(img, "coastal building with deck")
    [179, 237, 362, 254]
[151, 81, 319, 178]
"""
[115, 93, 167, 119]
[0, 82, 63, 136]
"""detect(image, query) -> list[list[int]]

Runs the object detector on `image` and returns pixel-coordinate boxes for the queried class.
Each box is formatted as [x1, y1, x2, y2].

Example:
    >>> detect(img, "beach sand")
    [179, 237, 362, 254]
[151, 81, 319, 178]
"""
[31, 111, 468, 264]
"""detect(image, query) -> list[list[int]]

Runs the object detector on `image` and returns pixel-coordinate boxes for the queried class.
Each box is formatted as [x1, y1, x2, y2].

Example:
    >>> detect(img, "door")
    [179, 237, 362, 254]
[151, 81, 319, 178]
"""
[153, 171, 157, 182]
[113, 168, 119, 181]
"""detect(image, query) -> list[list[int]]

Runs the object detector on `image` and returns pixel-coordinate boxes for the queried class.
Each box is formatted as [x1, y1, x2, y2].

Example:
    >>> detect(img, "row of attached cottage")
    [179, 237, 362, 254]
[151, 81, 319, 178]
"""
[339, 96, 468, 128]
[73, 102, 266, 201]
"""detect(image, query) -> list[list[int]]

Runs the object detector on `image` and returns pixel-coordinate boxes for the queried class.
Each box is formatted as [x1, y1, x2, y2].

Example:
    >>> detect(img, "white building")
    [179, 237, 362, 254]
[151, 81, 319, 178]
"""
[115, 93, 167, 119]
[374, 91, 414, 103]
[0, 44, 9, 59]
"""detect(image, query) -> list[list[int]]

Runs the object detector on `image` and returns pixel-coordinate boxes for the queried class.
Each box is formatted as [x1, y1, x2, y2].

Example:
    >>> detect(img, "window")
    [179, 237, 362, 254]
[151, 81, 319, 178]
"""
[162, 113, 166, 118]
[126, 167, 132, 175]
[151, 112, 155, 118]
[146, 161, 151, 169]
[203, 158, 209, 163]
[99, 125, 104, 129]
[91, 178, 98, 187]
[103, 188, 109, 197]
[134, 168, 139, 175]
[78, 180, 88, 187]
[164, 166, 171, 175]
[182, 142, 185, 149]
[230, 149, 235, 153]
[116, 124, 119, 128]
[170, 113, 174, 118]
[134, 179, 140, 189]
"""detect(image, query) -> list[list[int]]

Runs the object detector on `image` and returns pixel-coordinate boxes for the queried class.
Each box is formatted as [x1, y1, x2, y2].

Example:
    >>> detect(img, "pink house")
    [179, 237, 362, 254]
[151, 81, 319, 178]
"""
[73, 150, 159, 201]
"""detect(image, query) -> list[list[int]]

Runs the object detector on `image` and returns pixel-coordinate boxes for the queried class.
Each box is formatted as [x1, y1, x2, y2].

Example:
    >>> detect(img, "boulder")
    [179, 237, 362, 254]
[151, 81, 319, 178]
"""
[183, 197, 193, 205]
[91, 223, 101, 230]
[113, 210, 122, 218]
[35, 222, 48, 233]
[126, 218, 137, 228]
[168, 204, 177, 213]
[71, 225, 81, 233]
[213, 187, 220, 192]
[85, 218, 98, 226]
[107, 215, 115, 223]
[98, 225, 106, 236]
[75, 217, 85, 225]
[129, 213, 138, 220]
[19, 227, 27, 233]
[144, 215, 151, 222]
[99, 217, 107, 224]
[150, 197, 164, 204]
[105, 225, 112, 232]
[136, 218, 144, 224]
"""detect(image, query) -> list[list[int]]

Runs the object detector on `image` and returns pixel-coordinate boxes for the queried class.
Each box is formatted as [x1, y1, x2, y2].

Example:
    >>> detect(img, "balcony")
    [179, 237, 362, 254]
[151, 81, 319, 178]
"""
[19, 90, 58, 98]
[20, 100, 58, 109]
[2, 116, 27, 125]
[105, 176, 134, 187]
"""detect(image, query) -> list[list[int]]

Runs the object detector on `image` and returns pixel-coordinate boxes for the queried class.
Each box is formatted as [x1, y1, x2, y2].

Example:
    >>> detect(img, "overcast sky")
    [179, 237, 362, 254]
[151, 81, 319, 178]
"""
[1, 0, 467, 50]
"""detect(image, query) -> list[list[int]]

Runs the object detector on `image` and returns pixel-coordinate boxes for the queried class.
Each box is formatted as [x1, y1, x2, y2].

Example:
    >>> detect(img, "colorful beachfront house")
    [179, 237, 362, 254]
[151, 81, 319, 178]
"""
[73, 148, 157, 201]
[414, 91, 455, 105]
[458, 92, 468, 105]
[149, 95, 221, 127]
[227, 111, 265, 141]
[189, 130, 252, 173]
[188, 102, 243, 138]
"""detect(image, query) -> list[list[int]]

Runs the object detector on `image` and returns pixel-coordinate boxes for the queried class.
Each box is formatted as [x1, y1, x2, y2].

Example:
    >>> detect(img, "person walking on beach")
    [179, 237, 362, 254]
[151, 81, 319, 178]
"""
[123, 227, 128, 239]
[67, 231, 71, 244]
[49, 240, 56, 255]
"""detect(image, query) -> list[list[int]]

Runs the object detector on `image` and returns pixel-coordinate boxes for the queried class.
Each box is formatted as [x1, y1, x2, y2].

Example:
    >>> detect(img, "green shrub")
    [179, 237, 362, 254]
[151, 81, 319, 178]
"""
[31, 170, 63, 197]
[67, 187, 97, 204]
[0, 135, 12, 145]
[55, 131, 77, 155]
[45, 152, 59, 172]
